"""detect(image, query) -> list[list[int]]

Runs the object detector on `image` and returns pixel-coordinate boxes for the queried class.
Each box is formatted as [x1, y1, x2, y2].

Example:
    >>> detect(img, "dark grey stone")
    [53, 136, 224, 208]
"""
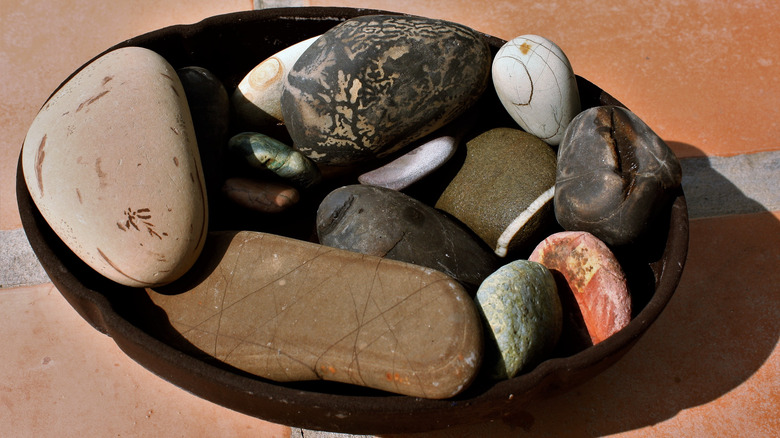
[316, 185, 499, 292]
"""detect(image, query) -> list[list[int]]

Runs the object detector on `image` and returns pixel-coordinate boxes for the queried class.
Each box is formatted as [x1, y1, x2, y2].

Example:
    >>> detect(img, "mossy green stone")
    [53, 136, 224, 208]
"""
[475, 260, 562, 379]
[435, 127, 557, 257]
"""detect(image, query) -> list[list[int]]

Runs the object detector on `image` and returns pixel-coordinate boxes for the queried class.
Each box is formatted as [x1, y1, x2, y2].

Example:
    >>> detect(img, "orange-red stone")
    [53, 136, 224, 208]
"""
[529, 231, 631, 345]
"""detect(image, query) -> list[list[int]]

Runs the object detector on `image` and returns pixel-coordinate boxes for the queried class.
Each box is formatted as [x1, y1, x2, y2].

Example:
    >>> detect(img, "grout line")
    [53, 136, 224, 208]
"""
[680, 150, 780, 218]
[292, 428, 373, 438]
[2, 150, 778, 289]
[1, 228, 50, 288]
[254, 0, 306, 9]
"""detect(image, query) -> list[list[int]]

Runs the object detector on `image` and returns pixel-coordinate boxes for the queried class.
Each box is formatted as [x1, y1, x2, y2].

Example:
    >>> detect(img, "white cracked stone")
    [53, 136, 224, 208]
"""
[492, 34, 580, 146]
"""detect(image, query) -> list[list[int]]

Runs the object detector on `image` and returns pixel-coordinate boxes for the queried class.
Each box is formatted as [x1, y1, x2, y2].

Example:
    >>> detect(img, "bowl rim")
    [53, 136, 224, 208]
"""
[16, 7, 690, 434]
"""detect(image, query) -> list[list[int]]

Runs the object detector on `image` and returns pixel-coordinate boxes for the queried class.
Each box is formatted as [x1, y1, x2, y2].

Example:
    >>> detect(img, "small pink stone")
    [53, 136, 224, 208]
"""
[529, 231, 631, 346]
[222, 177, 299, 213]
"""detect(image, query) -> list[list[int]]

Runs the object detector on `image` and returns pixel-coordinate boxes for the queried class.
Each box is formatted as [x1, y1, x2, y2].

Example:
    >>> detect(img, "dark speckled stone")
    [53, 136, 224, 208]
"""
[281, 15, 491, 166]
[316, 185, 499, 292]
[554, 106, 682, 246]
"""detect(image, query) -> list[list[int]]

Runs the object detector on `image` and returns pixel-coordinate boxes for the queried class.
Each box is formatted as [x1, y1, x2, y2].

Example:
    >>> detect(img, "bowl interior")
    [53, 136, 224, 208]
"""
[17, 7, 689, 434]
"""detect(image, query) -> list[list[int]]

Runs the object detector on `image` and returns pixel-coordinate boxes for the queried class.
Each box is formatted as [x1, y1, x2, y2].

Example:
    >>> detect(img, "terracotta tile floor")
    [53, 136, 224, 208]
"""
[2, 1, 778, 437]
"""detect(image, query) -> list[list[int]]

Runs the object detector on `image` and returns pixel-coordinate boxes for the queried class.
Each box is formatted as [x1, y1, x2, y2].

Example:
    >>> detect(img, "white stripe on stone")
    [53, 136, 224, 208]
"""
[495, 185, 555, 257]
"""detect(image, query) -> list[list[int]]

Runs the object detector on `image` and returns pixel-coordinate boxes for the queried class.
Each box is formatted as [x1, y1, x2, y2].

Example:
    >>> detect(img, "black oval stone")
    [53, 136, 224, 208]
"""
[281, 15, 491, 166]
[316, 185, 499, 292]
[554, 106, 682, 246]
[177, 66, 230, 218]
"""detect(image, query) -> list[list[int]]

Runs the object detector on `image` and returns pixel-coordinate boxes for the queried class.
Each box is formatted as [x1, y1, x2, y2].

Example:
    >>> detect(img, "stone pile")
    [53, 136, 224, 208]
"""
[22, 14, 681, 398]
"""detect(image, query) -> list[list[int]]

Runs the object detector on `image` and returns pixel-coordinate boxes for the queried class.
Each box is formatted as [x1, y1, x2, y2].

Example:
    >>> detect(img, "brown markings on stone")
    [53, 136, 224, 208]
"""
[120, 207, 164, 239]
[160, 73, 180, 97]
[35, 135, 47, 196]
[102, 75, 114, 85]
[519, 42, 532, 55]
[95, 158, 108, 187]
[76, 188, 83, 204]
[76, 90, 110, 112]
[170, 126, 181, 135]
[173, 156, 179, 167]
[97, 247, 153, 285]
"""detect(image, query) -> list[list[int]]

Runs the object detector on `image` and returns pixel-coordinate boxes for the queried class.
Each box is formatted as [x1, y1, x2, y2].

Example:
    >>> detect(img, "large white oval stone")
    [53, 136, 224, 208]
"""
[492, 35, 581, 146]
[22, 46, 208, 287]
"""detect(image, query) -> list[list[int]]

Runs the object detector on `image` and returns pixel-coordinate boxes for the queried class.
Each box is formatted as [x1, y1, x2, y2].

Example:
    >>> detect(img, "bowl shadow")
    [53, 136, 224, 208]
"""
[383, 142, 779, 437]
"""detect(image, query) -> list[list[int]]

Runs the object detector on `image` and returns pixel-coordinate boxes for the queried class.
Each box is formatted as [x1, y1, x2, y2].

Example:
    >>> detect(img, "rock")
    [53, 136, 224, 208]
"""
[475, 260, 562, 379]
[177, 66, 229, 208]
[147, 230, 483, 399]
[316, 185, 499, 292]
[232, 35, 320, 130]
[357, 133, 459, 190]
[529, 231, 631, 346]
[554, 106, 682, 246]
[492, 35, 580, 146]
[281, 15, 491, 166]
[21, 46, 208, 287]
[435, 127, 557, 257]
[227, 132, 321, 188]
[222, 177, 299, 213]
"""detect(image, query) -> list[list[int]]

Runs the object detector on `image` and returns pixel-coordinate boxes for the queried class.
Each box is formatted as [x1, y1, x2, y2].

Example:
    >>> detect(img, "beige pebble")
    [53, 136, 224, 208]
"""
[21, 46, 208, 287]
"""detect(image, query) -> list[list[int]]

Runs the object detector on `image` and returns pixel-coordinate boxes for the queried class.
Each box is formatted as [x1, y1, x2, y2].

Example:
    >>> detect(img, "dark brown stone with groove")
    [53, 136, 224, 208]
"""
[554, 106, 682, 246]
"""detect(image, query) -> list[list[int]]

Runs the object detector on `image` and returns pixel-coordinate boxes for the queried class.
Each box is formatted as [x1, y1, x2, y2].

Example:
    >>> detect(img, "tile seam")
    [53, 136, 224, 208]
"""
[3, 150, 778, 288]
[253, 0, 306, 9]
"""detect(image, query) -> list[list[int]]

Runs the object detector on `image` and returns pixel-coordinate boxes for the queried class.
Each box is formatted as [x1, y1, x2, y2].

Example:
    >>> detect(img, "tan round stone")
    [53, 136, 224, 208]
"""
[21, 46, 208, 287]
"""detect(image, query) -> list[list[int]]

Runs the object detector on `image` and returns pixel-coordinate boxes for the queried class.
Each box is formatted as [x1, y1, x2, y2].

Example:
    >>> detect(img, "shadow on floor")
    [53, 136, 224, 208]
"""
[384, 141, 779, 437]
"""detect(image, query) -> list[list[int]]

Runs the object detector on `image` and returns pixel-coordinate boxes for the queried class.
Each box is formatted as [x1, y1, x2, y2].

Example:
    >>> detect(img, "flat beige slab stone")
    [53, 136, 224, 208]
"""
[147, 230, 483, 399]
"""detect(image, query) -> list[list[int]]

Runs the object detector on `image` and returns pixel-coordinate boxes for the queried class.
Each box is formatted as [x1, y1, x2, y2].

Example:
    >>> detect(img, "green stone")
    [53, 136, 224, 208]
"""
[475, 260, 562, 379]
[227, 132, 321, 188]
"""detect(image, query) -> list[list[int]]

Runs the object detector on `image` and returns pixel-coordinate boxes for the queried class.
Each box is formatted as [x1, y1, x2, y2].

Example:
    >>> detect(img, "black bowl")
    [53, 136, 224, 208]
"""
[17, 7, 689, 434]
